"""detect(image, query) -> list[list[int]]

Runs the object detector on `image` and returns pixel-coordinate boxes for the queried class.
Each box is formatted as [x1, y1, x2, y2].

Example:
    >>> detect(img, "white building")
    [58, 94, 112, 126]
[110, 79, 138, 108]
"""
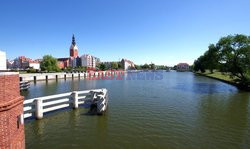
[29, 62, 40, 70]
[22, 61, 40, 70]
[0, 50, 7, 70]
[121, 59, 135, 70]
[81, 54, 97, 68]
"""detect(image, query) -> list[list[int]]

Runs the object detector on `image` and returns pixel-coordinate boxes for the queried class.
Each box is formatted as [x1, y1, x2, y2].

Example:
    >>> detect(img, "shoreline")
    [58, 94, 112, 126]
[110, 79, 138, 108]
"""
[19, 70, 126, 82]
[194, 72, 250, 91]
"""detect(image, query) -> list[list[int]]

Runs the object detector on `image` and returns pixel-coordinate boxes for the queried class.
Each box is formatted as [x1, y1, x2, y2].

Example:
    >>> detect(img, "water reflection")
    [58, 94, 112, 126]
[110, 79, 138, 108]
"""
[174, 82, 238, 94]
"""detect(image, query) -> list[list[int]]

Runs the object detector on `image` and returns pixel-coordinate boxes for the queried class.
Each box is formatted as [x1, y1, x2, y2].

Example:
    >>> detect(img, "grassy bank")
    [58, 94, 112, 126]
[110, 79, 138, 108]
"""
[195, 71, 250, 91]
[198, 71, 234, 82]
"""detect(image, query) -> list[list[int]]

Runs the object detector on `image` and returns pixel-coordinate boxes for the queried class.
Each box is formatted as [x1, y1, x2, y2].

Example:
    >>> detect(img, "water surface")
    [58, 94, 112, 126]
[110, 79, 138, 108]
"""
[23, 72, 250, 149]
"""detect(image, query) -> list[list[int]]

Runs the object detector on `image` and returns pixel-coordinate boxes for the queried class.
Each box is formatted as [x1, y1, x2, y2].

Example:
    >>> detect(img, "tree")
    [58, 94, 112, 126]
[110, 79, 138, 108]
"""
[141, 64, 150, 69]
[40, 55, 60, 72]
[217, 34, 250, 85]
[194, 34, 250, 87]
[118, 63, 122, 69]
[111, 62, 118, 70]
[193, 56, 206, 73]
[149, 63, 156, 70]
[75, 66, 86, 72]
[99, 63, 107, 71]
[173, 65, 177, 70]
[134, 64, 141, 70]
[204, 44, 220, 73]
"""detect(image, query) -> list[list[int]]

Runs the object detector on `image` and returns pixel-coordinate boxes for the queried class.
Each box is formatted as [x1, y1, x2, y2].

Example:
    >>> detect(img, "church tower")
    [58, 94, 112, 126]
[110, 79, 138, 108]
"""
[70, 34, 78, 58]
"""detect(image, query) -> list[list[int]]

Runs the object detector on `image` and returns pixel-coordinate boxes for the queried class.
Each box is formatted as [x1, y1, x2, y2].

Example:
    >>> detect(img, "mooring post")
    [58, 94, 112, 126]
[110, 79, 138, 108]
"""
[34, 98, 43, 119]
[71, 91, 79, 109]
[64, 74, 66, 80]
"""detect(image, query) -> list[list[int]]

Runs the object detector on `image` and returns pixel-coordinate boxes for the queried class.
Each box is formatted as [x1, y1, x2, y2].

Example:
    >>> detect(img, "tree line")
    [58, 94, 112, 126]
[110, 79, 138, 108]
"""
[194, 34, 250, 87]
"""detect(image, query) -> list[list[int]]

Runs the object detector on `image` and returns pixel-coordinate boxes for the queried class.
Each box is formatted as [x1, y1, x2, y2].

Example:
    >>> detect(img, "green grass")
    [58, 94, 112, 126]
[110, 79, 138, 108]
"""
[197, 71, 235, 83]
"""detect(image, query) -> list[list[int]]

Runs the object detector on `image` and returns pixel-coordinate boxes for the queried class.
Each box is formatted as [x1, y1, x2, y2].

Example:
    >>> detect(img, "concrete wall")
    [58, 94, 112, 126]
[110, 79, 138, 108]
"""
[19, 71, 125, 82]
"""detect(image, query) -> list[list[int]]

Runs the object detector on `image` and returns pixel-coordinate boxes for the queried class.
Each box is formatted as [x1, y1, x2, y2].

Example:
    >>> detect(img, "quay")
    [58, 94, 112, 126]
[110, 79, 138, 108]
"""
[24, 88, 108, 119]
[19, 71, 124, 82]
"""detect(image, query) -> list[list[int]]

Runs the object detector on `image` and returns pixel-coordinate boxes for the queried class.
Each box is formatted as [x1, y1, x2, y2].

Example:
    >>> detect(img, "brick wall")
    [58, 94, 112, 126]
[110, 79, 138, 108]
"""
[0, 73, 25, 149]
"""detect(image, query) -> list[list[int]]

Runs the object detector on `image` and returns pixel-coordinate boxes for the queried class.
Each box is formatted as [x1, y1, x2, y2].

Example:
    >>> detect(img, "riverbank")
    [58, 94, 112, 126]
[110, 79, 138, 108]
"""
[19, 70, 125, 82]
[195, 71, 250, 91]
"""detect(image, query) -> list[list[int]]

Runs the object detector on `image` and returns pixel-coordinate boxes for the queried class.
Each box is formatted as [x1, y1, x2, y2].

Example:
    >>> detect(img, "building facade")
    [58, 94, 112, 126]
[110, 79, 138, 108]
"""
[0, 50, 7, 70]
[176, 63, 189, 71]
[7, 56, 40, 70]
[57, 58, 70, 69]
[81, 54, 96, 68]
[121, 59, 135, 70]
[22, 61, 40, 70]
[70, 34, 78, 58]
[57, 35, 82, 69]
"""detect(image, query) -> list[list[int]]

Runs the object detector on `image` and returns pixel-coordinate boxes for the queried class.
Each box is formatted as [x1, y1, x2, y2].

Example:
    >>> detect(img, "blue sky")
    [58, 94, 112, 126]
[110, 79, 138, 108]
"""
[0, 0, 250, 66]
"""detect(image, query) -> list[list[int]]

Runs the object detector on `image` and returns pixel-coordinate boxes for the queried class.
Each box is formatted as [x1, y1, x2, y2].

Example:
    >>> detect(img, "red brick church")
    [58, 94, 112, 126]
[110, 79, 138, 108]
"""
[57, 34, 79, 69]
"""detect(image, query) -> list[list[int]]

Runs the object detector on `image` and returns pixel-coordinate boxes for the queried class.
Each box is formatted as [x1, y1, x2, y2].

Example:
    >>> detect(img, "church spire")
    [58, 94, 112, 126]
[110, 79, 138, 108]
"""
[72, 34, 76, 46]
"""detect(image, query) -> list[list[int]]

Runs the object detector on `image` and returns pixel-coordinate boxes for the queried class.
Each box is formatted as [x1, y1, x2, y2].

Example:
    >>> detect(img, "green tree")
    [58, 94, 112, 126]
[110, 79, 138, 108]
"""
[149, 63, 156, 70]
[75, 66, 86, 72]
[217, 34, 250, 85]
[118, 63, 122, 69]
[204, 44, 220, 73]
[194, 55, 206, 73]
[134, 64, 141, 70]
[111, 62, 118, 70]
[99, 63, 107, 71]
[193, 44, 220, 73]
[141, 64, 150, 69]
[40, 55, 60, 72]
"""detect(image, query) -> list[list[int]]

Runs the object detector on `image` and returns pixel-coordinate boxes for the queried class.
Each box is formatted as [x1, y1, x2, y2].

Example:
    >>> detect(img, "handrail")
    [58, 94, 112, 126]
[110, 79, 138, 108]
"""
[23, 88, 107, 119]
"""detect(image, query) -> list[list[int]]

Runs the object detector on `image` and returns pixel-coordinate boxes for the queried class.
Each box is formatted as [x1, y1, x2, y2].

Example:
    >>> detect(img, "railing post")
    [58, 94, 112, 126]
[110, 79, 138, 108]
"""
[34, 98, 43, 119]
[71, 91, 79, 109]
[90, 91, 96, 101]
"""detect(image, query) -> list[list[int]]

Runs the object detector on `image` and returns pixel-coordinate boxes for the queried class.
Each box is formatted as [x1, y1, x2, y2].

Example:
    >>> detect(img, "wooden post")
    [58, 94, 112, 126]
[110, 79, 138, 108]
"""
[78, 73, 80, 79]
[34, 76, 36, 82]
[72, 74, 74, 79]
[46, 75, 48, 82]
[34, 98, 43, 119]
[56, 75, 58, 81]
[71, 92, 78, 109]
[64, 74, 66, 80]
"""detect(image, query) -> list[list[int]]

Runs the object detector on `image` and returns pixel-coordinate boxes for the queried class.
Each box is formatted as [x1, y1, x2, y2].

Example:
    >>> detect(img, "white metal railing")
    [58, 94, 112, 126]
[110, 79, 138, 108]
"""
[23, 88, 108, 119]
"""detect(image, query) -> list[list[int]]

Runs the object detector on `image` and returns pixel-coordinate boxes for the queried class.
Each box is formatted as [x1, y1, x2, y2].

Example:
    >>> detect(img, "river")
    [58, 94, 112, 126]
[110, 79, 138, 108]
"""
[22, 71, 250, 149]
